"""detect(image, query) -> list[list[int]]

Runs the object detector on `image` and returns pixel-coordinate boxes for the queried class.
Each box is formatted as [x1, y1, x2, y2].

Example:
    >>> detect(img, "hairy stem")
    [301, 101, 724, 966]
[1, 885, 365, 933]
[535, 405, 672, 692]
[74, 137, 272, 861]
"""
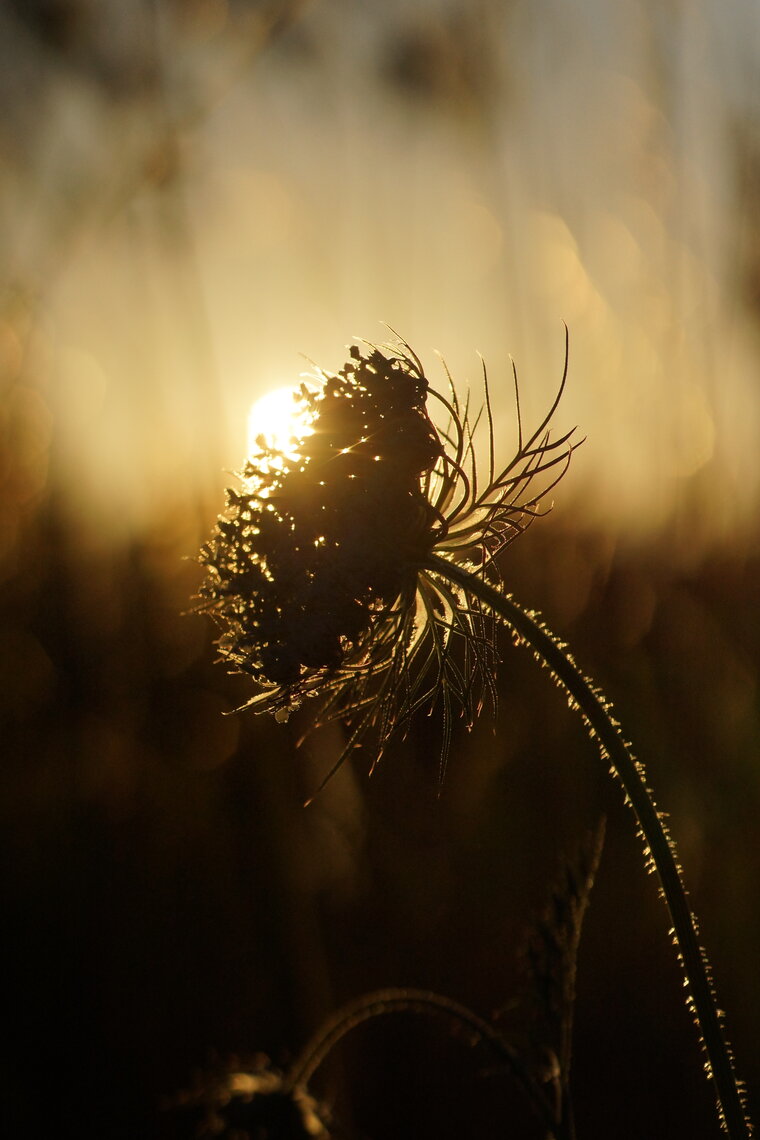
[423, 554, 751, 1140]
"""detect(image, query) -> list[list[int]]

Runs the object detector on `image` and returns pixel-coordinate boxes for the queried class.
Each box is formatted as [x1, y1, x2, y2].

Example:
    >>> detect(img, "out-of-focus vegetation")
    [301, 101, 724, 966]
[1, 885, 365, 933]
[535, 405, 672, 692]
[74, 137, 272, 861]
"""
[2, 2, 759, 1136]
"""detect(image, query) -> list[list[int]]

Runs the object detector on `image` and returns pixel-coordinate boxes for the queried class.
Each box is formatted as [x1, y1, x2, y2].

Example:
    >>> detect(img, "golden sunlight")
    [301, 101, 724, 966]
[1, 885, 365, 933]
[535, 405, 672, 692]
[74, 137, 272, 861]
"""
[247, 385, 313, 459]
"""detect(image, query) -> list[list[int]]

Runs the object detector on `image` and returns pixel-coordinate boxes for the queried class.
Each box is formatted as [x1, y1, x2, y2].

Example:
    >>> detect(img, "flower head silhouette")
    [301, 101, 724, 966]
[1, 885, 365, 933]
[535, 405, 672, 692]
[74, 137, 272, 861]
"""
[196, 333, 575, 778]
[195, 332, 751, 1137]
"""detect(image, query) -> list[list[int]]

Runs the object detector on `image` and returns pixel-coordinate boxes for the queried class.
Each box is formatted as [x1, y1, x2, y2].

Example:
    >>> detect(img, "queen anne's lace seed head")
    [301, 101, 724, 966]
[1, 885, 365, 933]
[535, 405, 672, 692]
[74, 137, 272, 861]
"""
[196, 334, 577, 783]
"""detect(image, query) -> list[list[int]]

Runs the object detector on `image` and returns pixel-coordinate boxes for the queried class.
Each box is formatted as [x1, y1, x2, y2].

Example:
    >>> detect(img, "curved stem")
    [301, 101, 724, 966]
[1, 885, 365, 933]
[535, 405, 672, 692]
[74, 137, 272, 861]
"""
[287, 986, 558, 1136]
[422, 554, 752, 1140]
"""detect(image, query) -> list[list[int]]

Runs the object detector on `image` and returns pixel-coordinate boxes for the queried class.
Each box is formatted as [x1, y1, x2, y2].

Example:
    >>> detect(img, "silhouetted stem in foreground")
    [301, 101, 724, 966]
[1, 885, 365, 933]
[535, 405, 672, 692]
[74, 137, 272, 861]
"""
[423, 554, 752, 1140]
[287, 987, 558, 1136]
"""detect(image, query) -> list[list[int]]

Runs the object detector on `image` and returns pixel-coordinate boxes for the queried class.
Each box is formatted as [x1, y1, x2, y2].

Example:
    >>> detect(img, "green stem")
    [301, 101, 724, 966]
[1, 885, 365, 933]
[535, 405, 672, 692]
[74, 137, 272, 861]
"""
[423, 554, 752, 1140]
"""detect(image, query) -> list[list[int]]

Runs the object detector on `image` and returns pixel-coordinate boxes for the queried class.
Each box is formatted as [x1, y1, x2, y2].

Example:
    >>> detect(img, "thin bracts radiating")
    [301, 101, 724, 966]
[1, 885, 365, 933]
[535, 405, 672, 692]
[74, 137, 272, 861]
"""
[196, 332, 577, 778]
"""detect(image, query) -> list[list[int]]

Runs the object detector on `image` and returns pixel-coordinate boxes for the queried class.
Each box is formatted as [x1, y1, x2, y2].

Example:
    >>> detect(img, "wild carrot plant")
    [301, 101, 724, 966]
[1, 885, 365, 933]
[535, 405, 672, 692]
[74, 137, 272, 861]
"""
[195, 332, 752, 1138]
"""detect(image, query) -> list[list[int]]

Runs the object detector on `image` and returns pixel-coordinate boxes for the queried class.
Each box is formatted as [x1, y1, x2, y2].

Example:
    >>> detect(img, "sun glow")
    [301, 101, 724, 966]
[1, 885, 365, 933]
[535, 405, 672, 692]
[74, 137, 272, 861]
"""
[247, 385, 313, 459]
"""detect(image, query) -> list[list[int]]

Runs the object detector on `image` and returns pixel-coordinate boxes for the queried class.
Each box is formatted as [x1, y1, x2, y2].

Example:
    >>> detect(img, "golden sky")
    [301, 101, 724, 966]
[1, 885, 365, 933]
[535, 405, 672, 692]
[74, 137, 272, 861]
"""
[2, 0, 760, 553]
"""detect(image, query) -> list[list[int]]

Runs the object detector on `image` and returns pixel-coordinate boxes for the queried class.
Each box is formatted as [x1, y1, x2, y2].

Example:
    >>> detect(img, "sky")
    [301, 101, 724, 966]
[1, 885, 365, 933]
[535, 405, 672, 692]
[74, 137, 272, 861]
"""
[2, 0, 760, 554]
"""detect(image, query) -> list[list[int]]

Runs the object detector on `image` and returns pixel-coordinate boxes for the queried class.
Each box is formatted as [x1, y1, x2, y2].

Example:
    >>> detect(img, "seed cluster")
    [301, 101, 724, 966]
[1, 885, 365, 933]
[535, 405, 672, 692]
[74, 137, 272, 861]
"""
[198, 345, 443, 690]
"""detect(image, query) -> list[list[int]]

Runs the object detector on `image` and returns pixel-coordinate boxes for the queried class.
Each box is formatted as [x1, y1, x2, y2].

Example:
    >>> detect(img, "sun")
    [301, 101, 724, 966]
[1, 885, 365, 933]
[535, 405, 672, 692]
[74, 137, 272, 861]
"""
[247, 385, 313, 459]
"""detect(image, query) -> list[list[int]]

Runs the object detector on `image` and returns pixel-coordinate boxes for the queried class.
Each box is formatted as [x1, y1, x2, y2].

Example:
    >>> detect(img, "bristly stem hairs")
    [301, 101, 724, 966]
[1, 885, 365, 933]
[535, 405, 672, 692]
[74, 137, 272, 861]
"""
[196, 330, 752, 1138]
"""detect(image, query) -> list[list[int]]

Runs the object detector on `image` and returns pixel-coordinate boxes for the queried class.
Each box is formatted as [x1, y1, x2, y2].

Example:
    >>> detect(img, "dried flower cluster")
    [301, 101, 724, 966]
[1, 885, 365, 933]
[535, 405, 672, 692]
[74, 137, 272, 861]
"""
[196, 335, 575, 776]
[166, 1061, 328, 1138]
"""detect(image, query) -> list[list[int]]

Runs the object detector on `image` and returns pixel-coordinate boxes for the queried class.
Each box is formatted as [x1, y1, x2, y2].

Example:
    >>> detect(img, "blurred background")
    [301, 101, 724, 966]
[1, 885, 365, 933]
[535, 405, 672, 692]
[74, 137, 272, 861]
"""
[2, 0, 759, 1136]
